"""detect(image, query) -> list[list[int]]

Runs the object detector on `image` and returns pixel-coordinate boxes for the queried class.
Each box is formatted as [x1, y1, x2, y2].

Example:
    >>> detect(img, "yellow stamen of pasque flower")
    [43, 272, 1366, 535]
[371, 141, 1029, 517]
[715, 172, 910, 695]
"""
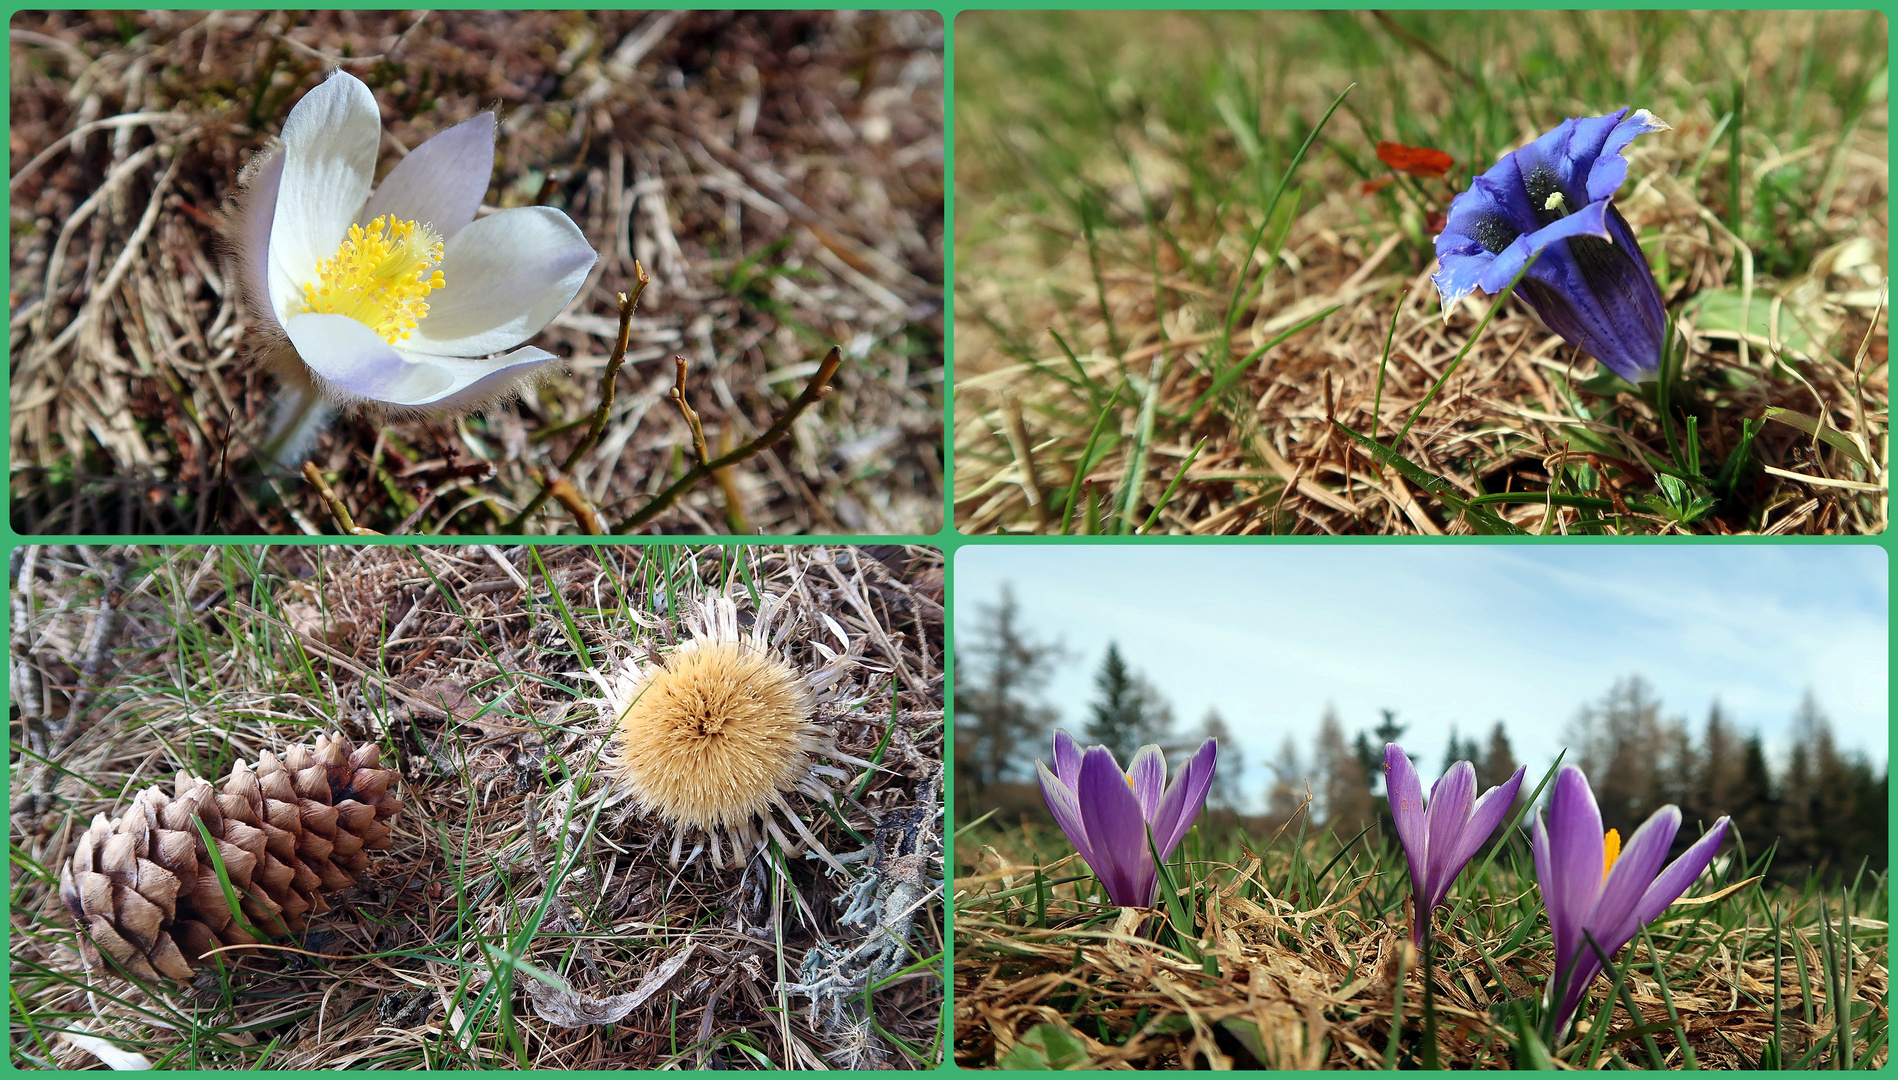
[302, 215, 446, 343]
[1602, 828, 1621, 882]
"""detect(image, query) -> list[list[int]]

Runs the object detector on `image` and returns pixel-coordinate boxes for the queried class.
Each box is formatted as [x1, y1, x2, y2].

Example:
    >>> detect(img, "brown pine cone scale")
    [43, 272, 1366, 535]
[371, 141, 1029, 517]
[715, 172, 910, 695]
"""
[57, 733, 401, 981]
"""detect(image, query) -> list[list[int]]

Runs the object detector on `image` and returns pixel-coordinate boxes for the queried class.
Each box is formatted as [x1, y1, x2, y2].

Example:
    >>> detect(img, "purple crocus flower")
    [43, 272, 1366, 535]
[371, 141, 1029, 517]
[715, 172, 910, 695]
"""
[1532, 765, 1730, 1041]
[1384, 744, 1527, 946]
[1036, 731, 1217, 907]
[1433, 108, 1671, 383]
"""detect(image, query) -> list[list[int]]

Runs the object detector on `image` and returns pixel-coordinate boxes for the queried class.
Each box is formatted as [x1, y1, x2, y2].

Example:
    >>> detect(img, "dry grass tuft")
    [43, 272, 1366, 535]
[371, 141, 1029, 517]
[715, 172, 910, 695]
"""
[11, 543, 945, 1069]
[11, 11, 944, 535]
[954, 11, 1886, 535]
[954, 826, 1889, 1070]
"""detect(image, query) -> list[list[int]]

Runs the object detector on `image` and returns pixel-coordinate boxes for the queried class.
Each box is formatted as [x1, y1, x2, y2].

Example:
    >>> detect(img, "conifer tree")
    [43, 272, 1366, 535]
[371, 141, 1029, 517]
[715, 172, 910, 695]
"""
[1083, 643, 1172, 761]
[1198, 708, 1245, 812]
[953, 585, 1062, 800]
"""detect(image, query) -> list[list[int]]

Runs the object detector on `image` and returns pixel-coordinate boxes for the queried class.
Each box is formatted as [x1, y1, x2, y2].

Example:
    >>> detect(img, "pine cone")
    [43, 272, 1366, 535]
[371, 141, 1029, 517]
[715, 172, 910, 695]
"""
[57, 733, 401, 981]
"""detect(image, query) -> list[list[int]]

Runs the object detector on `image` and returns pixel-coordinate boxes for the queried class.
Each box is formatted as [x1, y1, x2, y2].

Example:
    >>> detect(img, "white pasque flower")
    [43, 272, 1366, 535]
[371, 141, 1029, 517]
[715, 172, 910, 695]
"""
[232, 70, 597, 413]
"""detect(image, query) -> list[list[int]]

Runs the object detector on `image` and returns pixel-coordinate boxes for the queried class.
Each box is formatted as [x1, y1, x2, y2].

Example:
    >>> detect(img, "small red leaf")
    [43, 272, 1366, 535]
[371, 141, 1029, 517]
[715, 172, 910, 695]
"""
[1376, 140, 1454, 179]
[1359, 175, 1397, 196]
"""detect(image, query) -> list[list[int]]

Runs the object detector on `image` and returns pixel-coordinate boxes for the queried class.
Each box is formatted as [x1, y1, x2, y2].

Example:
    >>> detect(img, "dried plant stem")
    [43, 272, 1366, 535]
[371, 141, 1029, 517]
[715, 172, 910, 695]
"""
[668, 354, 715, 466]
[549, 477, 604, 534]
[713, 427, 749, 532]
[1002, 396, 1050, 532]
[302, 462, 380, 536]
[509, 263, 648, 531]
[671, 361, 747, 530]
[614, 346, 844, 533]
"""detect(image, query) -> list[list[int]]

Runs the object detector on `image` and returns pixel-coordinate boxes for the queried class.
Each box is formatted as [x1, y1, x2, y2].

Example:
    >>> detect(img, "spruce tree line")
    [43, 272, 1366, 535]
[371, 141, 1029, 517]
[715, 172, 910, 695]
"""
[954, 597, 1885, 880]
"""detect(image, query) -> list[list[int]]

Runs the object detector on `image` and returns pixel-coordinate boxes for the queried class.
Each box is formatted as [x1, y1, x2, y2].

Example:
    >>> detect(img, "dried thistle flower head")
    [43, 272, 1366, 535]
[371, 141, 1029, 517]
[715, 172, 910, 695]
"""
[613, 641, 813, 830]
[599, 593, 862, 869]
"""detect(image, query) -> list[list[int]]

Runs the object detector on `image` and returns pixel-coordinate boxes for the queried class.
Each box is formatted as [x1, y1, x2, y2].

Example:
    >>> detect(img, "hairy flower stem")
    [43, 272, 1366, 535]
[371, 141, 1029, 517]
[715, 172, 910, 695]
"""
[259, 384, 336, 472]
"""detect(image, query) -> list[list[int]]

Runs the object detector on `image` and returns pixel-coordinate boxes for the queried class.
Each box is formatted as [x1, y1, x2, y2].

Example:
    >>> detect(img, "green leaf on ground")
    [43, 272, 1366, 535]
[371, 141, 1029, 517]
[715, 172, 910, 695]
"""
[999, 1023, 1091, 1070]
[1683, 289, 1831, 357]
[1761, 407, 1875, 469]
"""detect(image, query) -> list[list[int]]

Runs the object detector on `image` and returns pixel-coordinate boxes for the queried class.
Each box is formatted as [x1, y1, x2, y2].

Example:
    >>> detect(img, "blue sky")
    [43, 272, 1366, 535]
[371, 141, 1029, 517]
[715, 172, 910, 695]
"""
[956, 545, 1888, 808]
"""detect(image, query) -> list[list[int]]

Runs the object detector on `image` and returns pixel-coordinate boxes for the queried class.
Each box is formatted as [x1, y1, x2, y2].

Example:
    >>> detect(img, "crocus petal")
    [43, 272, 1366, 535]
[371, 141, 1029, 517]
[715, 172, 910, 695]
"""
[1052, 730, 1083, 789]
[359, 112, 496, 241]
[406, 206, 597, 357]
[268, 72, 383, 327]
[1383, 744, 1431, 911]
[1542, 767, 1604, 980]
[1076, 745, 1155, 907]
[1633, 816, 1729, 927]
[1037, 759, 1097, 869]
[1589, 805, 1681, 934]
[1536, 772, 1728, 1044]
[1150, 738, 1217, 860]
[1437, 764, 1526, 905]
[1421, 761, 1478, 910]
[1126, 744, 1167, 821]
[1530, 812, 1554, 924]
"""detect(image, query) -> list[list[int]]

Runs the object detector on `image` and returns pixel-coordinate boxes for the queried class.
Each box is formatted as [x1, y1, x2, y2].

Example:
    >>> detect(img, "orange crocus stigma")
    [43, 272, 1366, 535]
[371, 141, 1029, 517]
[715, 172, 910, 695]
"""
[1602, 828, 1621, 882]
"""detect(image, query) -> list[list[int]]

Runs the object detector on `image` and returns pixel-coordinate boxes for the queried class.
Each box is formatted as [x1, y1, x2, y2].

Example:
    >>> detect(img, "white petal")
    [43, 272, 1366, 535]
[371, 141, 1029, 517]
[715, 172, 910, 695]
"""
[267, 72, 383, 326]
[406, 206, 597, 357]
[359, 112, 495, 241]
[395, 345, 562, 412]
[286, 312, 560, 409]
[233, 146, 285, 331]
[285, 312, 414, 401]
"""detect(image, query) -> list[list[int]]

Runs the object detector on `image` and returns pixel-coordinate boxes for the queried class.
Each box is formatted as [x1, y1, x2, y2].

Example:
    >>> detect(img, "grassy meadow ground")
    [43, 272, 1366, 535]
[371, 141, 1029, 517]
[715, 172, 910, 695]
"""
[955, 11, 1887, 535]
[955, 810, 1888, 1070]
[11, 11, 944, 535]
[11, 544, 945, 1069]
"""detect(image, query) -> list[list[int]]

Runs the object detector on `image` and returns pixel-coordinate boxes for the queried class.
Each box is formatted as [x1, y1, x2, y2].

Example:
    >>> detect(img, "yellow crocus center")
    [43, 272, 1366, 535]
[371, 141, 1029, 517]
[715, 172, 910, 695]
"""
[1602, 828, 1621, 882]
[301, 215, 446, 344]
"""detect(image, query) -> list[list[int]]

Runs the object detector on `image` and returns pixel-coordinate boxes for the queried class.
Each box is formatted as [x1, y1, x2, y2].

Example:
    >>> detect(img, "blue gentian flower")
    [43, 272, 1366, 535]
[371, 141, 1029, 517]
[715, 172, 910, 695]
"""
[1433, 108, 1671, 383]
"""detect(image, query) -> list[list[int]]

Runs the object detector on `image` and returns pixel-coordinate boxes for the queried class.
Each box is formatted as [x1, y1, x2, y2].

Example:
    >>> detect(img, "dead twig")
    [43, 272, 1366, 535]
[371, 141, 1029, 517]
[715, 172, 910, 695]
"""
[302, 462, 380, 536]
[549, 477, 605, 534]
[613, 346, 845, 533]
[510, 265, 649, 531]
[1001, 397, 1050, 533]
[669, 355, 715, 467]
[668, 359, 745, 530]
